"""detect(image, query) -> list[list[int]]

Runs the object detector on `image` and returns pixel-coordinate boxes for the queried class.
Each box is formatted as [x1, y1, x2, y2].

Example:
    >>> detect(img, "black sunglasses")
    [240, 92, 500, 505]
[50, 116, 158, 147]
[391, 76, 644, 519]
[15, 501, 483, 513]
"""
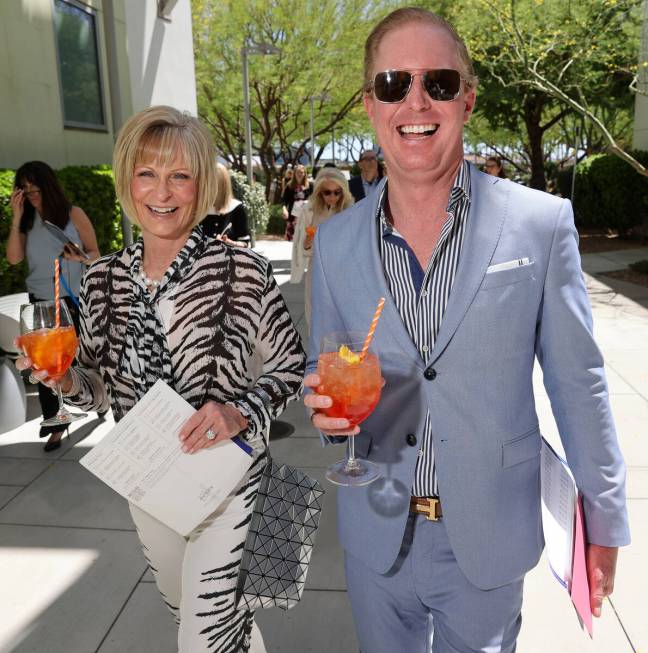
[368, 69, 463, 103]
[20, 187, 41, 197]
[321, 189, 342, 197]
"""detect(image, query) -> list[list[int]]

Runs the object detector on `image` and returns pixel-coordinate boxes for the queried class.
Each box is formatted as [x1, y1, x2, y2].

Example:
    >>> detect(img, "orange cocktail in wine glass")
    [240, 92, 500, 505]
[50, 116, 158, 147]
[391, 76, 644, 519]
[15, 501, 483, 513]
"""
[317, 332, 382, 486]
[20, 326, 77, 380]
[19, 301, 87, 427]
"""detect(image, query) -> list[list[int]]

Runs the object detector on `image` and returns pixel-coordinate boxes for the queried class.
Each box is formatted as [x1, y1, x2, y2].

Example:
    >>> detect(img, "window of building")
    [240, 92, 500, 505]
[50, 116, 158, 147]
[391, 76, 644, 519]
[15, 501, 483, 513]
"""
[53, 0, 106, 130]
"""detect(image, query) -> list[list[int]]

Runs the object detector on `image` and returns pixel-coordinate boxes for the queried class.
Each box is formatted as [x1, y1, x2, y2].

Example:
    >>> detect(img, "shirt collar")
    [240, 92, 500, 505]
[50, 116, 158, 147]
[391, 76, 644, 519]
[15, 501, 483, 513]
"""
[130, 225, 207, 302]
[379, 159, 471, 236]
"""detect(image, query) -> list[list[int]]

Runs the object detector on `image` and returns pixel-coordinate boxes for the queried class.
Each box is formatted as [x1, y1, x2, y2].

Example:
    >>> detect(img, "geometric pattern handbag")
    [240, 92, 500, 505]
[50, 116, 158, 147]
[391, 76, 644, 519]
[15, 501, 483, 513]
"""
[235, 457, 325, 611]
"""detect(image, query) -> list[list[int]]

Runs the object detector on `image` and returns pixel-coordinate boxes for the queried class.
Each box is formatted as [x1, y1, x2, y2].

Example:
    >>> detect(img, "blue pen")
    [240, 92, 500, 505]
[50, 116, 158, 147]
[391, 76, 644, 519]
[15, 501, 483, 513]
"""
[232, 436, 253, 456]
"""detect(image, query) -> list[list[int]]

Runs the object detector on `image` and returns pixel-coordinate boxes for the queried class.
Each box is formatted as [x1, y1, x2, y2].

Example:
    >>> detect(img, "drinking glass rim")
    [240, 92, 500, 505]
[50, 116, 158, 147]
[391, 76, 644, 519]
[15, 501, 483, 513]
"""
[320, 332, 380, 358]
[20, 300, 75, 333]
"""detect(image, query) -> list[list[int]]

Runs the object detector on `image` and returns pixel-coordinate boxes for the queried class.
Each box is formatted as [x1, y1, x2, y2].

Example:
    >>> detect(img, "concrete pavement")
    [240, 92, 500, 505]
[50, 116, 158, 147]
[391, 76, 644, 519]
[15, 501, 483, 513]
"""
[0, 240, 646, 652]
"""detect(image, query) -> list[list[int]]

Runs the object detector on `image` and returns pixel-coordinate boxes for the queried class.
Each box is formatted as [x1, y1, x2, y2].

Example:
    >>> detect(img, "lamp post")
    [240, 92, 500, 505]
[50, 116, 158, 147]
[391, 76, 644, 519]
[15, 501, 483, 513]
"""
[309, 93, 330, 170]
[570, 126, 579, 203]
[241, 41, 280, 246]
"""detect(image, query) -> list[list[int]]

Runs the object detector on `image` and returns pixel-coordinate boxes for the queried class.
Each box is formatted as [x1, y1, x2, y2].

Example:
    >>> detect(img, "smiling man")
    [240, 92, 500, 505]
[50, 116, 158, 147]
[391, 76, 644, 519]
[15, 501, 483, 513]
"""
[304, 7, 630, 653]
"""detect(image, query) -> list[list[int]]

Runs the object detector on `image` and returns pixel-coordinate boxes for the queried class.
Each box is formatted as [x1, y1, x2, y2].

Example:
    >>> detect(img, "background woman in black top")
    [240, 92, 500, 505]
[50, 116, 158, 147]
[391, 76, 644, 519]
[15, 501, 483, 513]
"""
[202, 163, 250, 247]
[281, 164, 311, 241]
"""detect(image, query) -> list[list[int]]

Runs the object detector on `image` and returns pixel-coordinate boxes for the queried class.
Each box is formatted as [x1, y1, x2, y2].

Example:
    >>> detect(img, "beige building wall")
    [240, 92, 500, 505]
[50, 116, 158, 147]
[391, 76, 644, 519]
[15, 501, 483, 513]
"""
[124, 0, 197, 115]
[0, 0, 115, 168]
[632, 0, 648, 149]
[0, 0, 196, 170]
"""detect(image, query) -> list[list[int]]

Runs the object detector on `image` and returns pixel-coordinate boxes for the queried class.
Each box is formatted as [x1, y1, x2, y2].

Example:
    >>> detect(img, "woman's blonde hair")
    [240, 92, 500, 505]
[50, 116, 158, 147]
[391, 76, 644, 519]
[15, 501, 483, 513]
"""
[363, 7, 478, 91]
[212, 162, 234, 213]
[309, 168, 354, 215]
[290, 164, 310, 190]
[113, 106, 218, 227]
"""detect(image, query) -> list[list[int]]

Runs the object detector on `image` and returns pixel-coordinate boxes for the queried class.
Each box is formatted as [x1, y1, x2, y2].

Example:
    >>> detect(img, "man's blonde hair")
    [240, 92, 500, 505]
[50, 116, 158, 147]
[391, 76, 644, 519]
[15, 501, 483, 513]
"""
[113, 106, 218, 227]
[364, 7, 478, 91]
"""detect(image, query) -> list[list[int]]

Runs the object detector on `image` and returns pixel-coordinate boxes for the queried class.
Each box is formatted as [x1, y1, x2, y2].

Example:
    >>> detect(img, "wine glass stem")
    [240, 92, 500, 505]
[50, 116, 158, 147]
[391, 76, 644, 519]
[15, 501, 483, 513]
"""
[346, 434, 359, 469]
[55, 382, 66, 416]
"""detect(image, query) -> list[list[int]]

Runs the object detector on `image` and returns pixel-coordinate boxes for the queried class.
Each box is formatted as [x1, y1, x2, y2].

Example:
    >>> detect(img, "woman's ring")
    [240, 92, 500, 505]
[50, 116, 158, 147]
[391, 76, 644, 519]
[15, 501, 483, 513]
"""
[28, 374, 40, 385]
[205, 428, 217, 440]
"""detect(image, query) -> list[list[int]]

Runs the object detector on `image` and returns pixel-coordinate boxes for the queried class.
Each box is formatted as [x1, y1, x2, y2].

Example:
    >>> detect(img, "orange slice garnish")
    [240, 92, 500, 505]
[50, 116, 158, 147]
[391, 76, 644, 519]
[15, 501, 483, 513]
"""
[338, 345, 361, 365]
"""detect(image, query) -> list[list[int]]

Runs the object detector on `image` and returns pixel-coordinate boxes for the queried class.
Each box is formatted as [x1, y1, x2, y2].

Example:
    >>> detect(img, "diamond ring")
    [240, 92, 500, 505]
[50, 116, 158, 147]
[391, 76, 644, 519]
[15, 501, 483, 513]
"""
[205, 428, 217, 440]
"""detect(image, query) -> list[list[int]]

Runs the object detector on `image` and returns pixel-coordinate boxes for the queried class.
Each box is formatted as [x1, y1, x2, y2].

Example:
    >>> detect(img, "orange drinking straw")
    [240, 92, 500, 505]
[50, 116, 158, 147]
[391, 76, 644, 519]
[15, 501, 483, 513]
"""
[54, 258, 60, 329]
[361, 297, 385, 359]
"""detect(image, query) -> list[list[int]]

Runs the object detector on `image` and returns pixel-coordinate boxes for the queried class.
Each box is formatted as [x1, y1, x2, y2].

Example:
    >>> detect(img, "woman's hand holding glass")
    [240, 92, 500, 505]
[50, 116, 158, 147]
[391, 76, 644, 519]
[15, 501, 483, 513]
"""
[178, 400, 249, 454]
[16, 301, 86, 427]
[14, 346, 74, 393]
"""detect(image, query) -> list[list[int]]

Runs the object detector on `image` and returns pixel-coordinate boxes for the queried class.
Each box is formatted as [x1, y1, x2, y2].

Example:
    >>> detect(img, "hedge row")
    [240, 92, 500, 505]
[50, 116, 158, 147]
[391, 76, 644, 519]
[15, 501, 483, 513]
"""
[0, 165, 269, 296]
[556, 151, 648, 236]
[230, 170, 270, 235]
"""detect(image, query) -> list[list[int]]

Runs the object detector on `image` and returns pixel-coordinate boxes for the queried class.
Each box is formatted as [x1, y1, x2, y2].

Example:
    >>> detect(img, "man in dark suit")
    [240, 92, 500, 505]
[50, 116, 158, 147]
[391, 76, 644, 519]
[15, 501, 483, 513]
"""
[349, 149, 382, 202]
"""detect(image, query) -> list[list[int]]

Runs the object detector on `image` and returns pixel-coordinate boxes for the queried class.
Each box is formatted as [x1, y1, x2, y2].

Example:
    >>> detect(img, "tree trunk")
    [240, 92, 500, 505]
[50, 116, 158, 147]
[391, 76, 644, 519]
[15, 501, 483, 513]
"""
[523, 94, 547, 191]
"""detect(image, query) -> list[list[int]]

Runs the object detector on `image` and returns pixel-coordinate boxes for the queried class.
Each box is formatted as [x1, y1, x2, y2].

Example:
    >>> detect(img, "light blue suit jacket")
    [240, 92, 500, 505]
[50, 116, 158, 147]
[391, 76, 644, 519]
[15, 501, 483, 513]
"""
[307, 166, 630, 590]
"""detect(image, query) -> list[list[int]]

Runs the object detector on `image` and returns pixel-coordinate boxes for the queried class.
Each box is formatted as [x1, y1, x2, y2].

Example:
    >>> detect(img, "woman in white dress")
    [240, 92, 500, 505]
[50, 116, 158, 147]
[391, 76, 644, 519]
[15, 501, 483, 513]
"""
[290, 167, 354, 329]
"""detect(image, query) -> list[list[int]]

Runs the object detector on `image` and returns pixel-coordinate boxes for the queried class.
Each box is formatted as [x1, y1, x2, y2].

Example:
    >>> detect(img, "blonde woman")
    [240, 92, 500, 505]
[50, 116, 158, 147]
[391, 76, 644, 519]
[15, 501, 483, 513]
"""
[290, 167, 354, 327]
[202, 162, 250, 247]
[16, 106, 305, 652]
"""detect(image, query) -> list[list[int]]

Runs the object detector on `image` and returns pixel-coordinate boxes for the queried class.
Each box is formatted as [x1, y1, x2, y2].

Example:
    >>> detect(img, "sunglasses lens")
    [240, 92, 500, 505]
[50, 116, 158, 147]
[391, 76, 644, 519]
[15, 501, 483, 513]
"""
[423, 69, 461, 101]
[373, 70, 413, 103]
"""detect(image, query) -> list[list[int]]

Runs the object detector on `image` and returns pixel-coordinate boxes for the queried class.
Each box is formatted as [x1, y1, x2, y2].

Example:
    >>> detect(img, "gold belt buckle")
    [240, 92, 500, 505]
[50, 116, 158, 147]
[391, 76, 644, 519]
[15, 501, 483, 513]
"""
[417, 497, 440, 521]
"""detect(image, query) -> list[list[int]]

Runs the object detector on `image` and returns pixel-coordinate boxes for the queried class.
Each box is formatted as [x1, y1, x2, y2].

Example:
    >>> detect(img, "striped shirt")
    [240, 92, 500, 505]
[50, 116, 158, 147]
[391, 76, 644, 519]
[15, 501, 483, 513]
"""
[378, 161, 471, 497]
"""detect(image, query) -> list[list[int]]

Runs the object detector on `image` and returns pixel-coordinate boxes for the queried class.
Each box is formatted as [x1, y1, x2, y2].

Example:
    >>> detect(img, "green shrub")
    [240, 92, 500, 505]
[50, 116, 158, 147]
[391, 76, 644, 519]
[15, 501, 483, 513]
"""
[57, 165, 123, 254]
[0, 169, 28, 296]
[266, 204, 287, 236]
[556, 152, 648, 236]
[230, 170, 270, 236]
[629, 259, 648, 275]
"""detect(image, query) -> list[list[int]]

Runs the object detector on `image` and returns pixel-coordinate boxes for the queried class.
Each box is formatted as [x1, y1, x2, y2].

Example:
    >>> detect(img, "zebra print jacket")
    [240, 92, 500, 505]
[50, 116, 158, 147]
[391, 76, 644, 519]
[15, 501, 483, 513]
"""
[64, 232, 306, 449]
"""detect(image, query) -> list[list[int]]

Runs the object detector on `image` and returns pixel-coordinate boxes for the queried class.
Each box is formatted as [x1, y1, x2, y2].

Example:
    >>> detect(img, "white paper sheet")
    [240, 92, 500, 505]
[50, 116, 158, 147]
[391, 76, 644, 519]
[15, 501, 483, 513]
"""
[80, 380, 253, 536]
[540, 438, 577, 588]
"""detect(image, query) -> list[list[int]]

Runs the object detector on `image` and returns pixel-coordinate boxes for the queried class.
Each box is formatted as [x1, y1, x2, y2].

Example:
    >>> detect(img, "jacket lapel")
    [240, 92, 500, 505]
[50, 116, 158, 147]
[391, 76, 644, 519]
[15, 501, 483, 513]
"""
[429, 170, 509, 364]
[354, 180, 425, 369]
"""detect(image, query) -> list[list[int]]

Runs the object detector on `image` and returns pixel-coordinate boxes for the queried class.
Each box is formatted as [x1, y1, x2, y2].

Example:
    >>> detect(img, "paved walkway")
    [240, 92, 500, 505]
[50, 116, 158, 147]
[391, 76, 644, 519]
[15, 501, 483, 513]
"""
[0, 242, 646, 653]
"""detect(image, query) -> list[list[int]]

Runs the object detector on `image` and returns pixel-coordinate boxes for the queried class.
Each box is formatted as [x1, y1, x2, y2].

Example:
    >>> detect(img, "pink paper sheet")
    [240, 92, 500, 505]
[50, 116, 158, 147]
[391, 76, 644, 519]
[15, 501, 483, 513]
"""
[570, 494, 593, 638]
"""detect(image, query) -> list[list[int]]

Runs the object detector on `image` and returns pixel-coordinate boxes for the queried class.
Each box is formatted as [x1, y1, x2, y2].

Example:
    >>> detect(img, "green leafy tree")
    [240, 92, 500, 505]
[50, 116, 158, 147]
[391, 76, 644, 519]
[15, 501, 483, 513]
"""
[453, 0, 644, 189]
[192, 0, 386, 198]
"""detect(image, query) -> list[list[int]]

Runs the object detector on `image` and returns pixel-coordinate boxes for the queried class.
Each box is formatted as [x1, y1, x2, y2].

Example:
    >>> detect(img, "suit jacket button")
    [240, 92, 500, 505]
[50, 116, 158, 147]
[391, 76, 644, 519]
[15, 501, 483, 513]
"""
[424, 367, 437, 380]
[406, 433, 417, 446]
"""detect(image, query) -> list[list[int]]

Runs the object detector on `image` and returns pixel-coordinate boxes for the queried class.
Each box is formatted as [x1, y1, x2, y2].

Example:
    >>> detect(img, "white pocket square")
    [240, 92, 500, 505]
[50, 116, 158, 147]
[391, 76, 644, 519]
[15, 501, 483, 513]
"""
[486, 258, 532, 274]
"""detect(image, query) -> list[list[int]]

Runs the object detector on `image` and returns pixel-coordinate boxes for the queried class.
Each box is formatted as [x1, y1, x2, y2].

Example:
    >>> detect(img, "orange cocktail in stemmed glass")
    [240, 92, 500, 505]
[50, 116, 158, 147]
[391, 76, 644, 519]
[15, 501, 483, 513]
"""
[19, 301, 87, 427]
[317, 332, 382, 486]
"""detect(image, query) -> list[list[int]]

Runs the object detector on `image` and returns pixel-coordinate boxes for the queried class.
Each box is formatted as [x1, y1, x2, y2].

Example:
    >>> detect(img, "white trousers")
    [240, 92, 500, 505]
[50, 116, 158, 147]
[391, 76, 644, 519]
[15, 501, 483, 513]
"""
[129, 462, 266, 653]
